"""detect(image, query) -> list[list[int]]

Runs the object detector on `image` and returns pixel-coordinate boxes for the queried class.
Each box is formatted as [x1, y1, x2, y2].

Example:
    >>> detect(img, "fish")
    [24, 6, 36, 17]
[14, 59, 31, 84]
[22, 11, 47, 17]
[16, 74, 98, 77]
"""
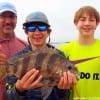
[0, 47, 79, 87]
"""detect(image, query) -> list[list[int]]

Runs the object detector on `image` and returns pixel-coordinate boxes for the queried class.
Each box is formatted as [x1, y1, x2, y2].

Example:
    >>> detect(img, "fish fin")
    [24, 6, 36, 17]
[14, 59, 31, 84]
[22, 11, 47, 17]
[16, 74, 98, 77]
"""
[41, 86, 53, 100]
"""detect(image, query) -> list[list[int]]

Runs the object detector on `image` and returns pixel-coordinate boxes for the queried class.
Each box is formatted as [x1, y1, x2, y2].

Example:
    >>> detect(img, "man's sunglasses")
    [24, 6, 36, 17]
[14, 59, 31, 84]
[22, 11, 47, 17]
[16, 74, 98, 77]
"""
[24, 25, 48, 32]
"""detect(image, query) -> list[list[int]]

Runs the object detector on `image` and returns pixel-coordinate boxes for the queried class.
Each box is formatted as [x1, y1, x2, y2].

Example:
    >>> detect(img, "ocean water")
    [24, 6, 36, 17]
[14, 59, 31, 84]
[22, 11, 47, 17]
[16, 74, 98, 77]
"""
[50, 42, 69, 49]
[52, 43, 62, 49]
[50, 43, 63, 49]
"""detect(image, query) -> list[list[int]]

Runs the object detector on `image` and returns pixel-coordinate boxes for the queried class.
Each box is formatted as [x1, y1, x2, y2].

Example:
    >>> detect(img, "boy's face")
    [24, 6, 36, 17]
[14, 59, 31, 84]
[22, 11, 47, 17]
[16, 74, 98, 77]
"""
[25, 23, 50, 49]
[75, 13, 98, 36]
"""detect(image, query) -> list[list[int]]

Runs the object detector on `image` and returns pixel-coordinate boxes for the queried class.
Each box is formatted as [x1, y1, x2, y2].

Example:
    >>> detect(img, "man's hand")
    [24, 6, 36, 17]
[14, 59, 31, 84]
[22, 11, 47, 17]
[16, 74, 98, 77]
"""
[0, 45, 7, 80]
[0, 45, 7, 65]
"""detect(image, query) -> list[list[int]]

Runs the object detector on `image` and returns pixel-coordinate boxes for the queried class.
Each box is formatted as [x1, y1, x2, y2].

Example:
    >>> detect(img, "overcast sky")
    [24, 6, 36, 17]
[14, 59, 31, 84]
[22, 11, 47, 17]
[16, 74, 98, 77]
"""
[1, 0, 100, 43]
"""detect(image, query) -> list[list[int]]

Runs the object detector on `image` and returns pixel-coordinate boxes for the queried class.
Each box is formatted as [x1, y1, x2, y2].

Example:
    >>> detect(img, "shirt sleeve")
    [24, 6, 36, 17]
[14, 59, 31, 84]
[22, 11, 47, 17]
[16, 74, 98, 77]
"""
[6, 76, 26, 100]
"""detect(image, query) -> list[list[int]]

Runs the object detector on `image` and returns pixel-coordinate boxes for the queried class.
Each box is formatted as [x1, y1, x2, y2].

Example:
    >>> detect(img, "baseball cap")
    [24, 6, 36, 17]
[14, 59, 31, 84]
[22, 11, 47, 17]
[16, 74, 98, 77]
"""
[23, 11, 50, 27]
[0, 2, 17, 15]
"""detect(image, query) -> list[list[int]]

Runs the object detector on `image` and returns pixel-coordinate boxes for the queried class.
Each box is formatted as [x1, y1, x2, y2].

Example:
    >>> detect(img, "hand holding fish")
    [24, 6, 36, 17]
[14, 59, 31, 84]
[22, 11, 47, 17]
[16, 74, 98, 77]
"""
[0, 47, 79, 87]
[0, 45, 7, 65]
[0, 45, 7, 80]
[58, 71, 77, 89]
[15, 68, 43, 92]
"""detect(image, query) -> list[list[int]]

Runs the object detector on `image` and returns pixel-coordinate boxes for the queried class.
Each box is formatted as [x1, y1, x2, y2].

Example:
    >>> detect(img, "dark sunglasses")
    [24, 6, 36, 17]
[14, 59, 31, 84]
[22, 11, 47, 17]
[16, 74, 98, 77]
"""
[24, 25, 48, 32]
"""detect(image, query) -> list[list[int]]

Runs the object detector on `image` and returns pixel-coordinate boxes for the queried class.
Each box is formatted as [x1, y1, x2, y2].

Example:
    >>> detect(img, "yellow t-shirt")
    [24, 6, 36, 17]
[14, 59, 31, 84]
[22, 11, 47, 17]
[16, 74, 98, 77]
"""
[60, 40, 100, 100]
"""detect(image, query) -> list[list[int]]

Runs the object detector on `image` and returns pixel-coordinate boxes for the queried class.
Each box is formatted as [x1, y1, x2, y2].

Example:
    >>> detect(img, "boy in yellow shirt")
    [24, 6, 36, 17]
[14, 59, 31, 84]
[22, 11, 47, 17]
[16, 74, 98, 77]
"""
[60, 6, 100, 100]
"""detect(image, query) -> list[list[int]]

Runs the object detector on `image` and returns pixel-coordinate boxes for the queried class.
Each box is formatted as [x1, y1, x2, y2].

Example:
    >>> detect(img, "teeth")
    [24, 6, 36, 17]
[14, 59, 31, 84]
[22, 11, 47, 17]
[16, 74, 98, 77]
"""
[83, 28, 91, 31]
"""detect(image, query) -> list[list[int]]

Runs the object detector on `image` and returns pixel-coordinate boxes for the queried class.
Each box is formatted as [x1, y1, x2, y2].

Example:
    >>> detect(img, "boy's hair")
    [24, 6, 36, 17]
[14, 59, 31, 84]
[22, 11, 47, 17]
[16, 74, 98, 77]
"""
[74, 6, 100, 24]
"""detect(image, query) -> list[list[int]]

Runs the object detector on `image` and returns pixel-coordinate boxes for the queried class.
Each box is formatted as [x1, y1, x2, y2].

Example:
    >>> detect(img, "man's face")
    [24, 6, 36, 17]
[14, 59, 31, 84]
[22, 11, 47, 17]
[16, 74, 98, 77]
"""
[25, 23, 50, 49]
[0, 11, 17, 38]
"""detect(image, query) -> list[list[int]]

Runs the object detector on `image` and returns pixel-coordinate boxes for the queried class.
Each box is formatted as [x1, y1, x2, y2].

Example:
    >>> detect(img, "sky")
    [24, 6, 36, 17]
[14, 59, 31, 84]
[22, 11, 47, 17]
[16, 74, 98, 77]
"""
[1, 0, 100, 44]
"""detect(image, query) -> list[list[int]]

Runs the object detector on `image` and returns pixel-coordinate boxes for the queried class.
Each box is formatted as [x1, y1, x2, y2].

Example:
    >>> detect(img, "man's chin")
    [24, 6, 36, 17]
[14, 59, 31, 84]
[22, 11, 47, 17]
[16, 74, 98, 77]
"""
[3, 30, 13, 34]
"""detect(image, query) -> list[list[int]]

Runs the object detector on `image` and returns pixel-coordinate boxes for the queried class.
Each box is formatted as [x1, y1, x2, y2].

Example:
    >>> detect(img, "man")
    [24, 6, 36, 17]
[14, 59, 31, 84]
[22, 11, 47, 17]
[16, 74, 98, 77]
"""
[6, 11, 77, 100]
[60, 6, 100, 100]
[0, 2, 27, 100]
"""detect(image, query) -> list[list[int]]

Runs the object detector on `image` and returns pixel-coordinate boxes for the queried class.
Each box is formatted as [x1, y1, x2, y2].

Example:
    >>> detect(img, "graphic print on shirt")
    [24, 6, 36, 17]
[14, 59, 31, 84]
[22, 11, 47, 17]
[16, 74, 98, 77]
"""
[71, 56, 100, 80]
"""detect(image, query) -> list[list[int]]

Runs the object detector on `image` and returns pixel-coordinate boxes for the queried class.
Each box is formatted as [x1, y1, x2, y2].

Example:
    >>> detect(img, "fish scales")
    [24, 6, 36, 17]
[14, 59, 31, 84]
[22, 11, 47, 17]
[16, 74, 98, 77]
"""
[0, 47, 78, 87]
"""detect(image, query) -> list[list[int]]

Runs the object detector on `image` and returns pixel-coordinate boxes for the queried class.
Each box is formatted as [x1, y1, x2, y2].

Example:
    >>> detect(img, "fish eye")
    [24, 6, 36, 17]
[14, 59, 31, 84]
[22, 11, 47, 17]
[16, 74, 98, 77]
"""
[67, 65, 72, 70]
